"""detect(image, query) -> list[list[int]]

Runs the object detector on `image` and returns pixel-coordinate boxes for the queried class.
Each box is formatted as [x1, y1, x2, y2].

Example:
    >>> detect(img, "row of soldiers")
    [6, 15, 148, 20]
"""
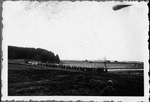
[37, 63, 107, 73]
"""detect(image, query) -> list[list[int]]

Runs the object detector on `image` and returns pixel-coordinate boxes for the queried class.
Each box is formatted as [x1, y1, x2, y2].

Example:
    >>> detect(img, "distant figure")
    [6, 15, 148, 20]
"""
[104, 61, 108, 72]
[101, 80, 117, 96]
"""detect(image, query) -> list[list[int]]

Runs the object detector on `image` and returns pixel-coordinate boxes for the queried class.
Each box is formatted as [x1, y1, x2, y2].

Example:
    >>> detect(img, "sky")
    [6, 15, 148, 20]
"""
[2, 1, 149, 61]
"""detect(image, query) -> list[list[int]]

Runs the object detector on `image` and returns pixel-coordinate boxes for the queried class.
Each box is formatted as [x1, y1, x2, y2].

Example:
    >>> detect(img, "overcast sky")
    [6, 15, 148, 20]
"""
[2, 1, 148, 61]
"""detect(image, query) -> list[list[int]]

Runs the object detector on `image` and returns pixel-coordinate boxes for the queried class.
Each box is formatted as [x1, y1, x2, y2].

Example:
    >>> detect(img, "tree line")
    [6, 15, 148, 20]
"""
[8, 45, 60, 63]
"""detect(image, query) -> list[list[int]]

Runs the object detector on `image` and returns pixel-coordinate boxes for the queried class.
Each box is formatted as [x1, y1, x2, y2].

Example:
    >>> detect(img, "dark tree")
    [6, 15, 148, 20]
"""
[8, 45, 60, 63]
[55, 54, 60, 62]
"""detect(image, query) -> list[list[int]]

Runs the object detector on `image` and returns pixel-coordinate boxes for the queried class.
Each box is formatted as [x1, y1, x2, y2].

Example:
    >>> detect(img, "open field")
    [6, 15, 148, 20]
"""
[61, 60, 143, 70]
[8, 62, 144, 96]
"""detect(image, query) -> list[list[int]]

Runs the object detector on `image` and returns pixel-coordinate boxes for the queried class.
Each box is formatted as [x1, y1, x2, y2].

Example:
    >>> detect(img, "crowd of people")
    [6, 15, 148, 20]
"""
[37, 63, 107, 73]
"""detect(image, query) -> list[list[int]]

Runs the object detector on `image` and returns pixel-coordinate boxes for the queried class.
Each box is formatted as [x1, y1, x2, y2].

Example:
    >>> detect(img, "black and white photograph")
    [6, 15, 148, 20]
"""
[1, 0, 149, 102]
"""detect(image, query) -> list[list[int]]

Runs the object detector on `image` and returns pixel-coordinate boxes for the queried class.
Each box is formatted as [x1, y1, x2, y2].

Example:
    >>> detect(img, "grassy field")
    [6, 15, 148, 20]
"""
[8, 62, 144, 96]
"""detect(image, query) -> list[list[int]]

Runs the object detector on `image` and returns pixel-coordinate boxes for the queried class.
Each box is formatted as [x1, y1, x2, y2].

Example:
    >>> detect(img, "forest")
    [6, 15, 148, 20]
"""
[8, 45, 60, 63]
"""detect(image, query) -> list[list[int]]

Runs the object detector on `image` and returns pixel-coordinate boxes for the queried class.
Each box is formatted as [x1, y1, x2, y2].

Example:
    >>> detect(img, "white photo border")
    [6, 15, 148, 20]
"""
[1, 0, 149, 102]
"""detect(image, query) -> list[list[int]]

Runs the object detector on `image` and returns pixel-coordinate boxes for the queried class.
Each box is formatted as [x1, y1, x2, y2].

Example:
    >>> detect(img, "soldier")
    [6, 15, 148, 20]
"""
[101, 80, 117, 96]
[104, 61, 108, 72]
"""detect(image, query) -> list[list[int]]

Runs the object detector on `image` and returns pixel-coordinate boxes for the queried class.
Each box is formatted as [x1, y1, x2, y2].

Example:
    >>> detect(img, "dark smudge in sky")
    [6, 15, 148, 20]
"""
[113, 4, 132, 11]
